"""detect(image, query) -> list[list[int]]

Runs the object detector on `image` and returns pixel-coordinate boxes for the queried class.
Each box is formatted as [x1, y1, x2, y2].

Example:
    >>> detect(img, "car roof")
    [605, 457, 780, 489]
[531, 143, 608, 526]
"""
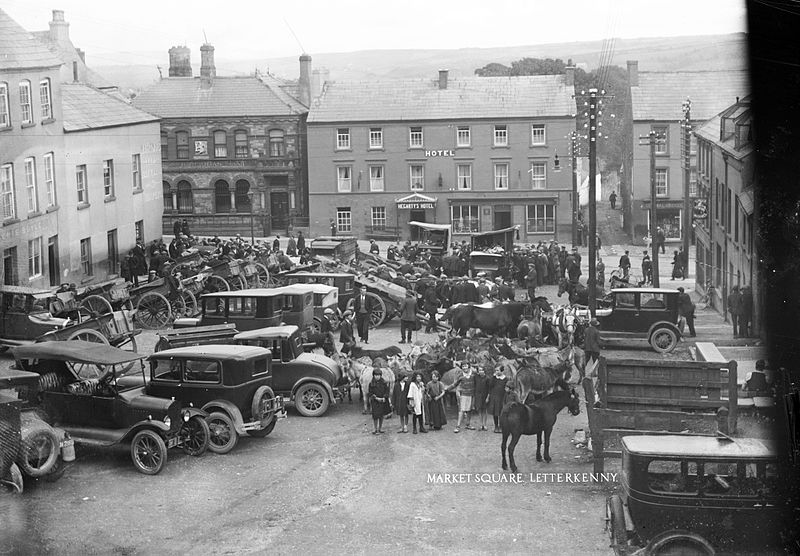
[622, 435, 776, 459]
[200, 288, 283, 299]
[272, 284, 331, 295]
[234, 325, 299, 340]
[611, 288, 680, 294]
[469, 251, 503, 257]
[12, 341, 146, 364]
[150, 344, 271, 360]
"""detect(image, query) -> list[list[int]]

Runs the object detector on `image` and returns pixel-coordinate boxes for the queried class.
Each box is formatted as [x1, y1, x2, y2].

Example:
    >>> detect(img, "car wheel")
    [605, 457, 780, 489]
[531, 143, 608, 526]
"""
[248, 416, 277, 438]
[294, 383, 330, 417]
[17, 419, 60, 477]
[646, 530, 715, 555]
[206, 411, 239, 454]
[606, 495, 627, 547]
[180, 415, 210, 456]
[250, 386, 277, 426]
[130, 429, 168, 475]
[650, 327, 678, 353]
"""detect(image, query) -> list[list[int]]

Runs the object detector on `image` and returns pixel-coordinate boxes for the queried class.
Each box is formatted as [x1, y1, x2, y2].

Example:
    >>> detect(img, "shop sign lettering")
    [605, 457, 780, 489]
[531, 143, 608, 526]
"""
[398, 202, 435, 210]
[424, 150, 454, 157]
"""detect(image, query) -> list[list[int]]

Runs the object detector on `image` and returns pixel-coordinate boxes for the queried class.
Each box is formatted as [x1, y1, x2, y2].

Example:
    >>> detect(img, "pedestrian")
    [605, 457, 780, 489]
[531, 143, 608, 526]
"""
[272, 236, 280, 251]
[297, 231, 306, 252]
[677, 286, 696, 338]
[367, 368, 391, 434]
[642, 251, 653, 284]
[353, 285, 374, 343]
[181, 219, 191, 239]
[398, 290, 418, 344]
[488, 366, 509, 433]
[172, 219, 182, 238]
[656, 227, 666, 254]
[558, 246, 568, 279]
[671, 250, 684, 280]
[619, 250, 631, 280]
[320, 308, 337, 356]
[407, 373, 427, 434]
[583, 318, 603, 379]
[369, 240, 380, 255]
[120, 252, 132, 284]
[739, 285, 753, 337]
[425, 371, 447, 431]
[474, 367, 491, 431]
[609, 191, 617, 210]
[447, 363, 476, 433]
[476, 276, 490, 302]
[286, 234, 297, 256]
[525, 264, 537, 302]
[596, 258, 605, 288]
[392, 373, 411, 433]
[727, 286, 741, 337]
[330, 219, 337, 236]
[423, 282, 439, 333]
[339, 310, 356, 354]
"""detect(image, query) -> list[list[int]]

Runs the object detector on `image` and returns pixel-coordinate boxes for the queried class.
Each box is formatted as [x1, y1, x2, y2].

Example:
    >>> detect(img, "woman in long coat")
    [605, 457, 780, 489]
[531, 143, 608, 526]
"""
[392, 373, 411, 433]
[407, 373, 427, 434]
[367, 368, 391, 434]
[425, 371, 447, 430]
[488, 367, 509, 433]
[473, 367, 492, 431]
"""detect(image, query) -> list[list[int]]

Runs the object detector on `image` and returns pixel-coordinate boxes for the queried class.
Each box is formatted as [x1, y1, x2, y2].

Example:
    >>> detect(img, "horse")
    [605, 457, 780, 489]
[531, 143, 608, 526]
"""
[500, 387, 581, 472]
[339, 355, 396, 414]
[517, 306, 544, 345]
[512, 345, 582, 401]
[349, 345, 403, 361]
[551, 305, 579, 348]
[441, 302, 528, 337]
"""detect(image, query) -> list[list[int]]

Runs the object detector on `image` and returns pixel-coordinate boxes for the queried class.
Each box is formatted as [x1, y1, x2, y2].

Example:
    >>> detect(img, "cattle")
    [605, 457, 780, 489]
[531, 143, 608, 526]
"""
[441, 302, 528, 337]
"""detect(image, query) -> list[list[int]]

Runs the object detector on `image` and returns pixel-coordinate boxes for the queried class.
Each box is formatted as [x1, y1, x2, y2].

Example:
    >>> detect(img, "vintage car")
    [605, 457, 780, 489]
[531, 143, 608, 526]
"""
[280, 283, 340, 332]
[409, 221, 451, 257]
[0, 286, 71, 349]
[146, 345, 285, 454]
[175, 289, 285, 331]
[233, 325, 344, 417]
[10, 341, 209, 475]
[594, 288, 682, 353]
[607, 434, 783, 555]
[469, 251, 505, 279]
[271, 284, 315, 333]
[284, 271, 355, 314]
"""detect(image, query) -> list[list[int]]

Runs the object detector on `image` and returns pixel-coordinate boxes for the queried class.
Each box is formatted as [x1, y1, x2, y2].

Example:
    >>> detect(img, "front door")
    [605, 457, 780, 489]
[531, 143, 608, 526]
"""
[48, 236, 60, 286]
[494, 209, 511, 230]
[271, 192, 289, 231]
[3, 247, 17, 285]
[410, 210, 426, 241]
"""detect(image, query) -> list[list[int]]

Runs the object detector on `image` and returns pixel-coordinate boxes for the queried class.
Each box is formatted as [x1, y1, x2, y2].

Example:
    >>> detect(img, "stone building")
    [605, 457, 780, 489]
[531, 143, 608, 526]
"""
[132, 46, 311, 238]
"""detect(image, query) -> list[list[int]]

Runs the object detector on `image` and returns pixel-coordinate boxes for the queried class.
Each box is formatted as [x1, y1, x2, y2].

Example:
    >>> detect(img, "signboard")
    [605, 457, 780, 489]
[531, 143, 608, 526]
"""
[692, 198, 708, 221]
[424, 149, 454, 157]
[398, 202, 435, 210]
[194, 140, 208, 156]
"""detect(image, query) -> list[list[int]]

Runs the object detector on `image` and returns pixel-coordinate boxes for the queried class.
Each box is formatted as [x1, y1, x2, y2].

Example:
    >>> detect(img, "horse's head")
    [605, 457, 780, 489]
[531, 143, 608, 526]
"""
[567, 389, 581, 416]
[557, 278, 568, 297]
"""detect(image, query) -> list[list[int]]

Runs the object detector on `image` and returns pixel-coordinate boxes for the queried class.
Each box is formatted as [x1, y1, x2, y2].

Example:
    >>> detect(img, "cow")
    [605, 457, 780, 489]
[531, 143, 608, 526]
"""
[440, 302, 528, 337]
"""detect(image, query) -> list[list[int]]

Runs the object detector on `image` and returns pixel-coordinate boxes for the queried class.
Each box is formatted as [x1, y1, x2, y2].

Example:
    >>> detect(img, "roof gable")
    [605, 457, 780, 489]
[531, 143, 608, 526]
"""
[61, 83, 158, 131]
[0, 8, 63, 70]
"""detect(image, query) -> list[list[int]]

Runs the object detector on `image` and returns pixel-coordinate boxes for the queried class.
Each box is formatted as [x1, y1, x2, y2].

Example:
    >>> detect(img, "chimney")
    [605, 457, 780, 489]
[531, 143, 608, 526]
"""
[565, 60, 575, 87]
[438, 69, 449, 90]
[72, 61, 78, 82]
[49, 10, 70, 43]
[168, 46, 192, 77]
[76, 48, 85, 63]
[200, 43, 216, 82]
[627, 60, 639, 87]
[298, 53, 312, 106]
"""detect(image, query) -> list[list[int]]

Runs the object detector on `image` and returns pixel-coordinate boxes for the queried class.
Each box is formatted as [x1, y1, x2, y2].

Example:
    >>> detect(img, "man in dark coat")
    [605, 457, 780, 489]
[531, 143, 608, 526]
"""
[423, 283, 440, 333]
[297, 231, 306, 252]
[676, 286, 696, 337]
[398, 290, 418, 343]
[535, 251, 548, 287]
[739, 285, 753, 337]
[320, 308, 336, 356]
[642, 251, 653, 284]
[330, 220, 337, 236]
[435, 277, 453, 308]
[272, 236, 281, 251]
[369, 240, 380, 255]
[496, 278, 514, 301]
[583, 318, 603, 378]
[727, 285, 741, 337]
[181, 219, 191, 239]
[656, 227, 666, 254]
[525, 264, 537, 302]
[609, 191, 617, 209]
[286, 234, 297, 256]
[339, 310, 355, 354]
[619, 250, 631, 280]
[172, 219, 182, 238]
[353, 285, 375, 343]
[567, 254, 581, 283]
[558, 246, 568, 279]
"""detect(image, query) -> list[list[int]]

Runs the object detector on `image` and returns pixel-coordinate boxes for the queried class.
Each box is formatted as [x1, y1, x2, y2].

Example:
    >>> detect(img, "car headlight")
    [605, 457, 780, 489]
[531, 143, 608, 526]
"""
[163, 416, 171, 428]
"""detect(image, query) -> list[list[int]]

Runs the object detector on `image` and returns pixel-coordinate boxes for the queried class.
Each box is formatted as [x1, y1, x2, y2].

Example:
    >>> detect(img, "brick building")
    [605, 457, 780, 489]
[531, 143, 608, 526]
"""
[306, 69, 576, 242]
[132, 46, 310, 238]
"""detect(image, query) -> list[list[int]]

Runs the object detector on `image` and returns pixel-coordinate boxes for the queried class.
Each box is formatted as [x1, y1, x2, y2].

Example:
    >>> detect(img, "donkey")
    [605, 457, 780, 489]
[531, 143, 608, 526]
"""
[500, 386, 581, 473]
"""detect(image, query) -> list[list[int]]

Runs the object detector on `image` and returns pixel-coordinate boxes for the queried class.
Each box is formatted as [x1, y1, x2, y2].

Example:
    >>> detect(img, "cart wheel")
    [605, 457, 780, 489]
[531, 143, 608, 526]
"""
[646, 530, 715, 555]
[67, 328, 109, 345]
[180, 290, 198, 317]
[130, 429, 168, 475]
[203, 275, 230, 294]
[180, 415, 210, 456]
[79, 294, 113, 317]
[366, 292, 386, 328]
[254, 263, 271, 287]
[227, 274, 247, 291]
[170, 262, 191, 278]
[67, 328, 110, 378]
[135, 292, 172, 329]
[169, 294, 186, 322]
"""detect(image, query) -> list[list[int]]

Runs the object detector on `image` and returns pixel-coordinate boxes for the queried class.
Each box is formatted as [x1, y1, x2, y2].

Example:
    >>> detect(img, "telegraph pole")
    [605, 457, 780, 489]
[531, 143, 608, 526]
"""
[570, 131, 579, 248]
[587, 89, 598, 316]
[640, 130, 665, 287]
[681, 98, 692, 279]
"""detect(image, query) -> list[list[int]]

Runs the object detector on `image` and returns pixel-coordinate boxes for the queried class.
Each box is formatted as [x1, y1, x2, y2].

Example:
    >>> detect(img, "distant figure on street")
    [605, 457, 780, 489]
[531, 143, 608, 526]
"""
[330, 219, 337, 236]
[727, 285, 741, 337]
[671, 250, 684, 280]
[642, 251, 653, 285]
[297, 231, 306, 252]
[353, 285, 375, 343]
[525, 264, 537, 301]
[398, 290, 418, 344]
[656, 227, 666, 254]
[272, 236, 280, 251]
[286, 234, 297, 256]
[369, 240, 380, 255]
[619, 250, 631, 280]
[596, 258, 605, 288]
[609, 191, 617, 210]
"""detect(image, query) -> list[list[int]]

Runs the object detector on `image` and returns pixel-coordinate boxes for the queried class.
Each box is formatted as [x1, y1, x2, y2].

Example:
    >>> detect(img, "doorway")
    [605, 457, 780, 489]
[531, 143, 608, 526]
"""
[494, 206, 511, 230]
[409, 210, 426, 241]
[48, 236, 60, 286]
[270, 191, 289, 231]
[3, 247, 17, 285]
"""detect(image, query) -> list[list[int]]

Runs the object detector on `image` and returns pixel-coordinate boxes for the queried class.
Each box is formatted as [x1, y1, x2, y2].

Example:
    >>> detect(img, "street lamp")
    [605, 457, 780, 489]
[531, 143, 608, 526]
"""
[246, 191, 255, 245]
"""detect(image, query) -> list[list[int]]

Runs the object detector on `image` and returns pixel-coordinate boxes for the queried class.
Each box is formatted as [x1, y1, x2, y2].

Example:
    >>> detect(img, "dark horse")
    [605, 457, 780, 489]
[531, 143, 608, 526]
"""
[557, 277, 591, 305]
[441, 302, 528, 337]
[500, 386, 581, 472]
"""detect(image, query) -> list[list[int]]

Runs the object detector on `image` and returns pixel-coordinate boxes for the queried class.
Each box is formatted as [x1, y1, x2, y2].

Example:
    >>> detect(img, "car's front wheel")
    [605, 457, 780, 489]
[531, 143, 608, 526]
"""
[206, 412, 239, 454]
[180, 415, 210, 456]
[294, 383, 330, 417]
[130, 429, 168, 475]
[650, 327, 678, 353]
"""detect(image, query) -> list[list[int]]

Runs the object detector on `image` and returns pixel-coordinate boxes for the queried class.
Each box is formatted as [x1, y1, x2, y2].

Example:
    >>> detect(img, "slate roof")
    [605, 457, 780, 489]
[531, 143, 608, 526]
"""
[307, 74, 575, 123]
[31, 30, 112, 88]
[61, 83, 159, 132]
[131, 75, 307, 118]
[631, 70, 749, 121]
[694, 97, 754, 159]
[0, 8, 63, 70]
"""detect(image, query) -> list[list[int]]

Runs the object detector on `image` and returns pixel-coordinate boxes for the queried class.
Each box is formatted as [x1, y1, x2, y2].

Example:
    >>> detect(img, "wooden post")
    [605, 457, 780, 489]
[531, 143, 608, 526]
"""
[582, 377, 604, 475]
[728, 360, 738, 433]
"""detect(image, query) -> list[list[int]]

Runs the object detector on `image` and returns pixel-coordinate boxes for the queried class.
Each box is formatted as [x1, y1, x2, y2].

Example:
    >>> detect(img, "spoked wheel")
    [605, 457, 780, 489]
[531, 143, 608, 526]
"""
[17, 418, 60, 477]
[179, 290, 198, 317]
[227, 274, 247, 291]
[168, 295, 186, 322]
[169, 262, 192, 278]
[254, 263, 271, 287]
[650, 327, 678, 353]
[130, 429, 168, 475]
[180, 415, 210, 456]
[79, 295, 113, 317]
[248, 386, 278, 437]
[67, 328, 110, 379]
[366, 292, 386, 329]
[135, 292, 172, 329]
[203, 275, 230, 294]
[309, 318, 322, 335]
[294, 383, 330, 417]
[206, 412, 238, 454]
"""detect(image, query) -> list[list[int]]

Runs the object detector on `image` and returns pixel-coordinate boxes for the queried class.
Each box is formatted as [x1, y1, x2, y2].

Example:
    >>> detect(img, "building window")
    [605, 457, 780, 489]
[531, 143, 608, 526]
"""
[409, 126, 423, 148]
[531, 124, 546, 145]
[80, 237, 93, 276]
[163, 182, 173, 211]
[456, 164, 472, 190]
[530, 162, 546, 189]
[715, 244, 722, 286]
[526, 204, 555, 233]
[1, 164, 15, 220]
[28, 237, 43, 278]
[103, 159, 114, 197]
[235, 180, 251, 212]
[494, 163, 509, 190]
[336, 207, 352, 233]
[336, 128, 350, 150]
[451, 205, 479, 234]
[371, 207, 386, 229]
[655, 169, 668, 196]
[76, 165, 88, 204]
[337, 166, 352, 192]
[690, 168, 698, 197]
[233, 130, 249, 158]
[653, 125, 668, 154]
[24, 157, 37, 213]
[269, 129, 284, 157]
[213, 130, 227, 158]
[457, 126, 471, 147]
[369, 165, 384, 191]
[410, 165, 424, 190]
[19, 80, 32, 124]
[135, 220, 144, 243]
[494, 125, 508, 146]
[43, 153, 56, 207]
[369, 128, 383, 149]
[131, 154, 141, 191]
[176, 131, 189, 159]
[161, 131, 168, 160]
[734, 195, 739, 243]
[107, 229, 118, 275]
[0, 83, 9, 127]
[39, 79, 52, 120]
[215, 180, 230, 213]
[177, 181, 193, 213]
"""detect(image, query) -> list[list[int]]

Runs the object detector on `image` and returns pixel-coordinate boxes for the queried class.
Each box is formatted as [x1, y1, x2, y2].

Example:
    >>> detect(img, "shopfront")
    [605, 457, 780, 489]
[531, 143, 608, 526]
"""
[395, 193, 438, 240]
[644, 200, 684, 242]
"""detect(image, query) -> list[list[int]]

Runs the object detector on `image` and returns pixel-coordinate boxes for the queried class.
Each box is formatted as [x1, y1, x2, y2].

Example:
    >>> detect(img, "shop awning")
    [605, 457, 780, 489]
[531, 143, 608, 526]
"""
[409, 221, 450, 231]
[738, 188, 754, 216]
[395, 193, 437, 210]
[469, 225, 520, 238]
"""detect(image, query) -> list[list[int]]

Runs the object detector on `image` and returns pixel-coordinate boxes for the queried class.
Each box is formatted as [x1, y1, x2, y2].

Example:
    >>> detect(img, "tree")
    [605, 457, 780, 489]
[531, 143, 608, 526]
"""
[474, 63, 511, 77]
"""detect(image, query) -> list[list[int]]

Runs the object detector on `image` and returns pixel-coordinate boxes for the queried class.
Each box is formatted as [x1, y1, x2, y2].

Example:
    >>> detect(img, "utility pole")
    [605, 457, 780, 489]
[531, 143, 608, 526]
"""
[640, 130, 666, 287]
[681, 98, 692, 279]
[569, 131, 579, 248]
[587, 89, 598, 317]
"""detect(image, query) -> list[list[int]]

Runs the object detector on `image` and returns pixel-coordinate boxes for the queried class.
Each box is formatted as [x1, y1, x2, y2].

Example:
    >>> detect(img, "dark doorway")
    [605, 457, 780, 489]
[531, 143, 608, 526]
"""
[48, 236, 60, 286]
[409, 210, 426, 241]
[494, 207, 511, 230]
[3, 247, 17, 285]
[271, 191, 289, 231]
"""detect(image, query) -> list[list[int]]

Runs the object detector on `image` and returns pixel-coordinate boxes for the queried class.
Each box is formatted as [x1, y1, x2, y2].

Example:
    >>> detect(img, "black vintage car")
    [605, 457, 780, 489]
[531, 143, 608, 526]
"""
[594, 288, 682, 353]
[11, 341, 209, 475]
[146, 344, 285, 454]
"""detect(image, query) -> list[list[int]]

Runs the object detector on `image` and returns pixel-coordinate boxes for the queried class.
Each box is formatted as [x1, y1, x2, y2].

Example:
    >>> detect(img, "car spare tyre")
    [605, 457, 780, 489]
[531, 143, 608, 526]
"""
[17, 417, 60, 477]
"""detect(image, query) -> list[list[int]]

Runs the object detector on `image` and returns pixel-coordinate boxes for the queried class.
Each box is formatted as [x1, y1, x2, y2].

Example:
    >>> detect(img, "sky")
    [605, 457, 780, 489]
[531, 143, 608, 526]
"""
[3, 0, 748, 66]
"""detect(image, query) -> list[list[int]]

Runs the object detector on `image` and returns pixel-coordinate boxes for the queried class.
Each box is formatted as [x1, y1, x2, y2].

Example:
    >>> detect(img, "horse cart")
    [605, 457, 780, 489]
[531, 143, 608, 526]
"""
[409, 221, 450, 257]
[353, 274, 406, 329]
[129, 275, 200, 330]
[70, 277, 133, 317]
[310, 236, 358, 263]
[468, 225, 518, 279]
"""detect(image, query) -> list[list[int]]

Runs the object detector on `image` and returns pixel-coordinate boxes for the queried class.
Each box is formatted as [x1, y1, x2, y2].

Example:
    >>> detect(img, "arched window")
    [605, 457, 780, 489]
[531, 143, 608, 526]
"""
[0, 82, 9, 127]
[163, 181, 173, 210]
[213, 130, 227, 158]
[177, 181, 193, 213]
[235, 180, 251, 212]
[214, 180, 230, 213]
[269, 129, 285, 157]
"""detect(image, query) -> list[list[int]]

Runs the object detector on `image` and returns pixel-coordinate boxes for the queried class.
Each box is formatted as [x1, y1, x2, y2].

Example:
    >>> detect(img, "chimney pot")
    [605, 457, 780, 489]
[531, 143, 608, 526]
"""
[299, 53, 312, 106]
[168, 46, 192, 77]
[438, 69, 449, 90]
[49, 10, 70, 43]
[200, 43, 216, 80]
[627, 60, 639, 87]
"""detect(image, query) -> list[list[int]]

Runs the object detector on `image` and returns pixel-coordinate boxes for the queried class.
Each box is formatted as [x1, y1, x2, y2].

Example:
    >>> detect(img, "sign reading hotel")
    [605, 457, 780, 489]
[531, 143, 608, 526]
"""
[396, 193, 437, 210]
[424, 149, 455, 157]
[398, 201, 436, 209]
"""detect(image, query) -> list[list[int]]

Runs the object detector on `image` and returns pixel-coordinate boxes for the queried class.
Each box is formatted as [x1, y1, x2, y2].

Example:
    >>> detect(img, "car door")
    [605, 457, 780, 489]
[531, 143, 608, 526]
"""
[639, 292, 669, 331]
[601, 291, 638, 333]
[179, 358, 221, 408]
